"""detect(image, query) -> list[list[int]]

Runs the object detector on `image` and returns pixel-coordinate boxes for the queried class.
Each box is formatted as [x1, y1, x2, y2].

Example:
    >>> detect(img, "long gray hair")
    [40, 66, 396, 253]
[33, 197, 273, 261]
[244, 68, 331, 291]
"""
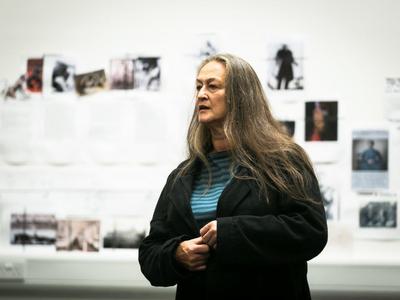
[176, 53, 317, 202]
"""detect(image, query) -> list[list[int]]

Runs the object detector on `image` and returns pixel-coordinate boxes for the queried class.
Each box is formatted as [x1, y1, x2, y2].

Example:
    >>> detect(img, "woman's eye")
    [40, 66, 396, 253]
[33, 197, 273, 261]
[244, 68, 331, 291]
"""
[196, 85, 202, 91]
[208, 85, 217, 90]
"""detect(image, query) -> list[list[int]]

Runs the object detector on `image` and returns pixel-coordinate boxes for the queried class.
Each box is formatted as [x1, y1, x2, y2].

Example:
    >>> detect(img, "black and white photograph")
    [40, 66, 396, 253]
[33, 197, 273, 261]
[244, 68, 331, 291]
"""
[26, 58, 43, 93]
[359, 201, 397, 228]
[266, 41, 304, 91]
[43, 55, 75, 95]
[279, 120, 295, 137]
[197, 36, 218, 61]
[305, 101, 338, 142]
[352, 130, 389, 190]
[385, 77, 400, 94]
[4, 75, 29, 100]
[56, 219, 100, 252]
[10, 213, 57, 245]
[74, 69, 107, 96]
[110, 58, 135, 90]
[315, 165, 340, 221]
[103, 217, 147, 249]
[319, 183, 340, 221]
[133, 57, 161, 91]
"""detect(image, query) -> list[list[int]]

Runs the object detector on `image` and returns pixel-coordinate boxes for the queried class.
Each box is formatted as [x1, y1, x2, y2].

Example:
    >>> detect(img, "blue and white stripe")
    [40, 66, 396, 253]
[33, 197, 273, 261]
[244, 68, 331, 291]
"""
[191, 151, 233, 227]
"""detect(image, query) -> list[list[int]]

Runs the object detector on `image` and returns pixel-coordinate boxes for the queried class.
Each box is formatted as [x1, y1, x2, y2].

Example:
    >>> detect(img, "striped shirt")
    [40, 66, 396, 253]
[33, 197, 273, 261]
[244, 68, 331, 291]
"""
[190, 151, 233, 228]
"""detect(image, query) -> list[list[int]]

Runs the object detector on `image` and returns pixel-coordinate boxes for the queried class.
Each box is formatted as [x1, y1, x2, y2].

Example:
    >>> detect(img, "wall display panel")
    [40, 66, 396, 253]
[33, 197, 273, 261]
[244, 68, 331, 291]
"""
[0, 0, 400, 295]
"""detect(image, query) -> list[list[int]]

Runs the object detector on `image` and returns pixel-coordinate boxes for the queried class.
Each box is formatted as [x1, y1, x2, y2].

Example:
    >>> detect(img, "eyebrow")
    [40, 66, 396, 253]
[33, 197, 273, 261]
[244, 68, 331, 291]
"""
[196, 77, 221, 84]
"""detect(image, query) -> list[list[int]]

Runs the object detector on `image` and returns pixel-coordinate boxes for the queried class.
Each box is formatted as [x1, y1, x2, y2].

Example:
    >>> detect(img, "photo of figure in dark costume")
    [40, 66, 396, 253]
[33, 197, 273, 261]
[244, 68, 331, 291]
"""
[275, 44, 297, 90]
[267, 42, 304, 91]
[352, 138, 388, 171]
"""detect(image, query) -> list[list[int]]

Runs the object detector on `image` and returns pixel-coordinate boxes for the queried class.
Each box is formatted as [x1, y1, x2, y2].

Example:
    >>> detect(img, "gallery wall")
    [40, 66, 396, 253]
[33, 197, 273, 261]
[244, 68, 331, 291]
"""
[0, 0, 400, 263]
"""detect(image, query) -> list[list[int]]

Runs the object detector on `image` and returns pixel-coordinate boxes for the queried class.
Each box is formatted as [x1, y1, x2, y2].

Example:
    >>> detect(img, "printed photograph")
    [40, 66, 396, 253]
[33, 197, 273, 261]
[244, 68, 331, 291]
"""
[4, 75, 29, 100]
[352, 130, 389, 190]
[10, 213, 57, 245]
[267, 42, 304, 90]
[133, 57, 161, 91]
[43, 56, 75, 94]
[305, 101, 338, 141]
[352, 139, 388, 171]
[56, 219, 100, 252]
[110, 58, 135, 90]
[74, 69, 107, 96]
[385, 77, 400, 94]
[319, 183, 339, 221]
[359, 201, 397, 228]
[103, 218, 146, 249]
[26, 58, 43, 93]
[279, 120, 295, 137]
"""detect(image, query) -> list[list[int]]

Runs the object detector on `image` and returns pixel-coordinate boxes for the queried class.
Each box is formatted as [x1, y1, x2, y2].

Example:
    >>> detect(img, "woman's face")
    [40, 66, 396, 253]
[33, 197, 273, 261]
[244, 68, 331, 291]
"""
[195, 61, 227, 128]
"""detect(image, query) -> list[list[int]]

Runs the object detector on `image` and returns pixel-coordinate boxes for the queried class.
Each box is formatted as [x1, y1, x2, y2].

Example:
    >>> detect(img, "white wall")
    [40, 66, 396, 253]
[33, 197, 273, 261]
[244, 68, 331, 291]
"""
[0, 0, 400, 295]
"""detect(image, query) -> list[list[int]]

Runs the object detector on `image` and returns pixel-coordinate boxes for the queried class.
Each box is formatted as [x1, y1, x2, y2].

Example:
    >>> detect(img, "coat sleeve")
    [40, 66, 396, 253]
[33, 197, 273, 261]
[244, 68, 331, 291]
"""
[138, 171, 191, 286]
[217, 168, 328, 266]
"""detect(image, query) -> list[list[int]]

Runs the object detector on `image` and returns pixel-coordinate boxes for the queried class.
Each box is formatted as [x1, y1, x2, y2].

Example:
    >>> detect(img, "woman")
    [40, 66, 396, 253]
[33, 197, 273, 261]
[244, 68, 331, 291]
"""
[139, 54, 327, 300]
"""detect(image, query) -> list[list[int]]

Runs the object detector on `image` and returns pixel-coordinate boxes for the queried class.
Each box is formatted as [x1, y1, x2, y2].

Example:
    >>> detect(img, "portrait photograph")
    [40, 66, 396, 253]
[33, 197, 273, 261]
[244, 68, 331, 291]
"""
[305, 101, 338, 142]
[266, 41, 304, 91]
[351, 130, 389, 190]
[352, 138, 388, 171]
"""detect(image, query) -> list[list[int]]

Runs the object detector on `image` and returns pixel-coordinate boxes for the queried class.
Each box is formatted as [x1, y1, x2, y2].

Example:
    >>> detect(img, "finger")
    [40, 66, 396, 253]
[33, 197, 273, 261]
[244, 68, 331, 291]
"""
[207, 235, 217, 248]
[192, 236, 204, 244]
[191, 264, 207, 271]
[199, 222, 211, 236]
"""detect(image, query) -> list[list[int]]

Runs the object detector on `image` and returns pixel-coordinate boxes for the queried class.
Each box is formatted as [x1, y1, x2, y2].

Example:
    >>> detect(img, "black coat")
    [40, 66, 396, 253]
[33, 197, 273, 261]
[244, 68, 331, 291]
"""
[139, 162, 328, 300]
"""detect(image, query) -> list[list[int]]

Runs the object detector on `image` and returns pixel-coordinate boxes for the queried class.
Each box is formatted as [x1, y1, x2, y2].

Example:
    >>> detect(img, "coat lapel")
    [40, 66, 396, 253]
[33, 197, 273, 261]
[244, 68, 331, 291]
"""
[168, 173, 199, 235]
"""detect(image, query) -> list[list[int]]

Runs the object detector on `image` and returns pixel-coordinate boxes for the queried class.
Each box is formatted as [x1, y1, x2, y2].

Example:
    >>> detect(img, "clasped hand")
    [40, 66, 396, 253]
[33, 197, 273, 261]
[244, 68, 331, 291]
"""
[175, 220, 217, 271]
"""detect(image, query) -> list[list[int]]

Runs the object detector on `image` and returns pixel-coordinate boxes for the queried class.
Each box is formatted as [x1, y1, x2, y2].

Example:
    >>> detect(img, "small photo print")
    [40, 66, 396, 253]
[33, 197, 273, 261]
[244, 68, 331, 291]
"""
[110, 59, 135, 90]
[352, 138, 388, 171]
[197, 36, 218, 60]
[319, 183, 339, 221]
[351, 130, 389, 190]
[267, 42, 304, 90]
[359, 201, 397, 228]
[134, 57, 161, 91]
[74, 69, 107, 96]
[4, 75, 29, 100]
[10, 213, 57, 245]
[43, 56, 75, 94]
[103, 218, 146, 249]
[279, 120, 295, 137]
[56, 219, 100, 252]
[385, 78, 400, 94]
[26, 58, 43, 93]
[305, 101, 338, 141]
